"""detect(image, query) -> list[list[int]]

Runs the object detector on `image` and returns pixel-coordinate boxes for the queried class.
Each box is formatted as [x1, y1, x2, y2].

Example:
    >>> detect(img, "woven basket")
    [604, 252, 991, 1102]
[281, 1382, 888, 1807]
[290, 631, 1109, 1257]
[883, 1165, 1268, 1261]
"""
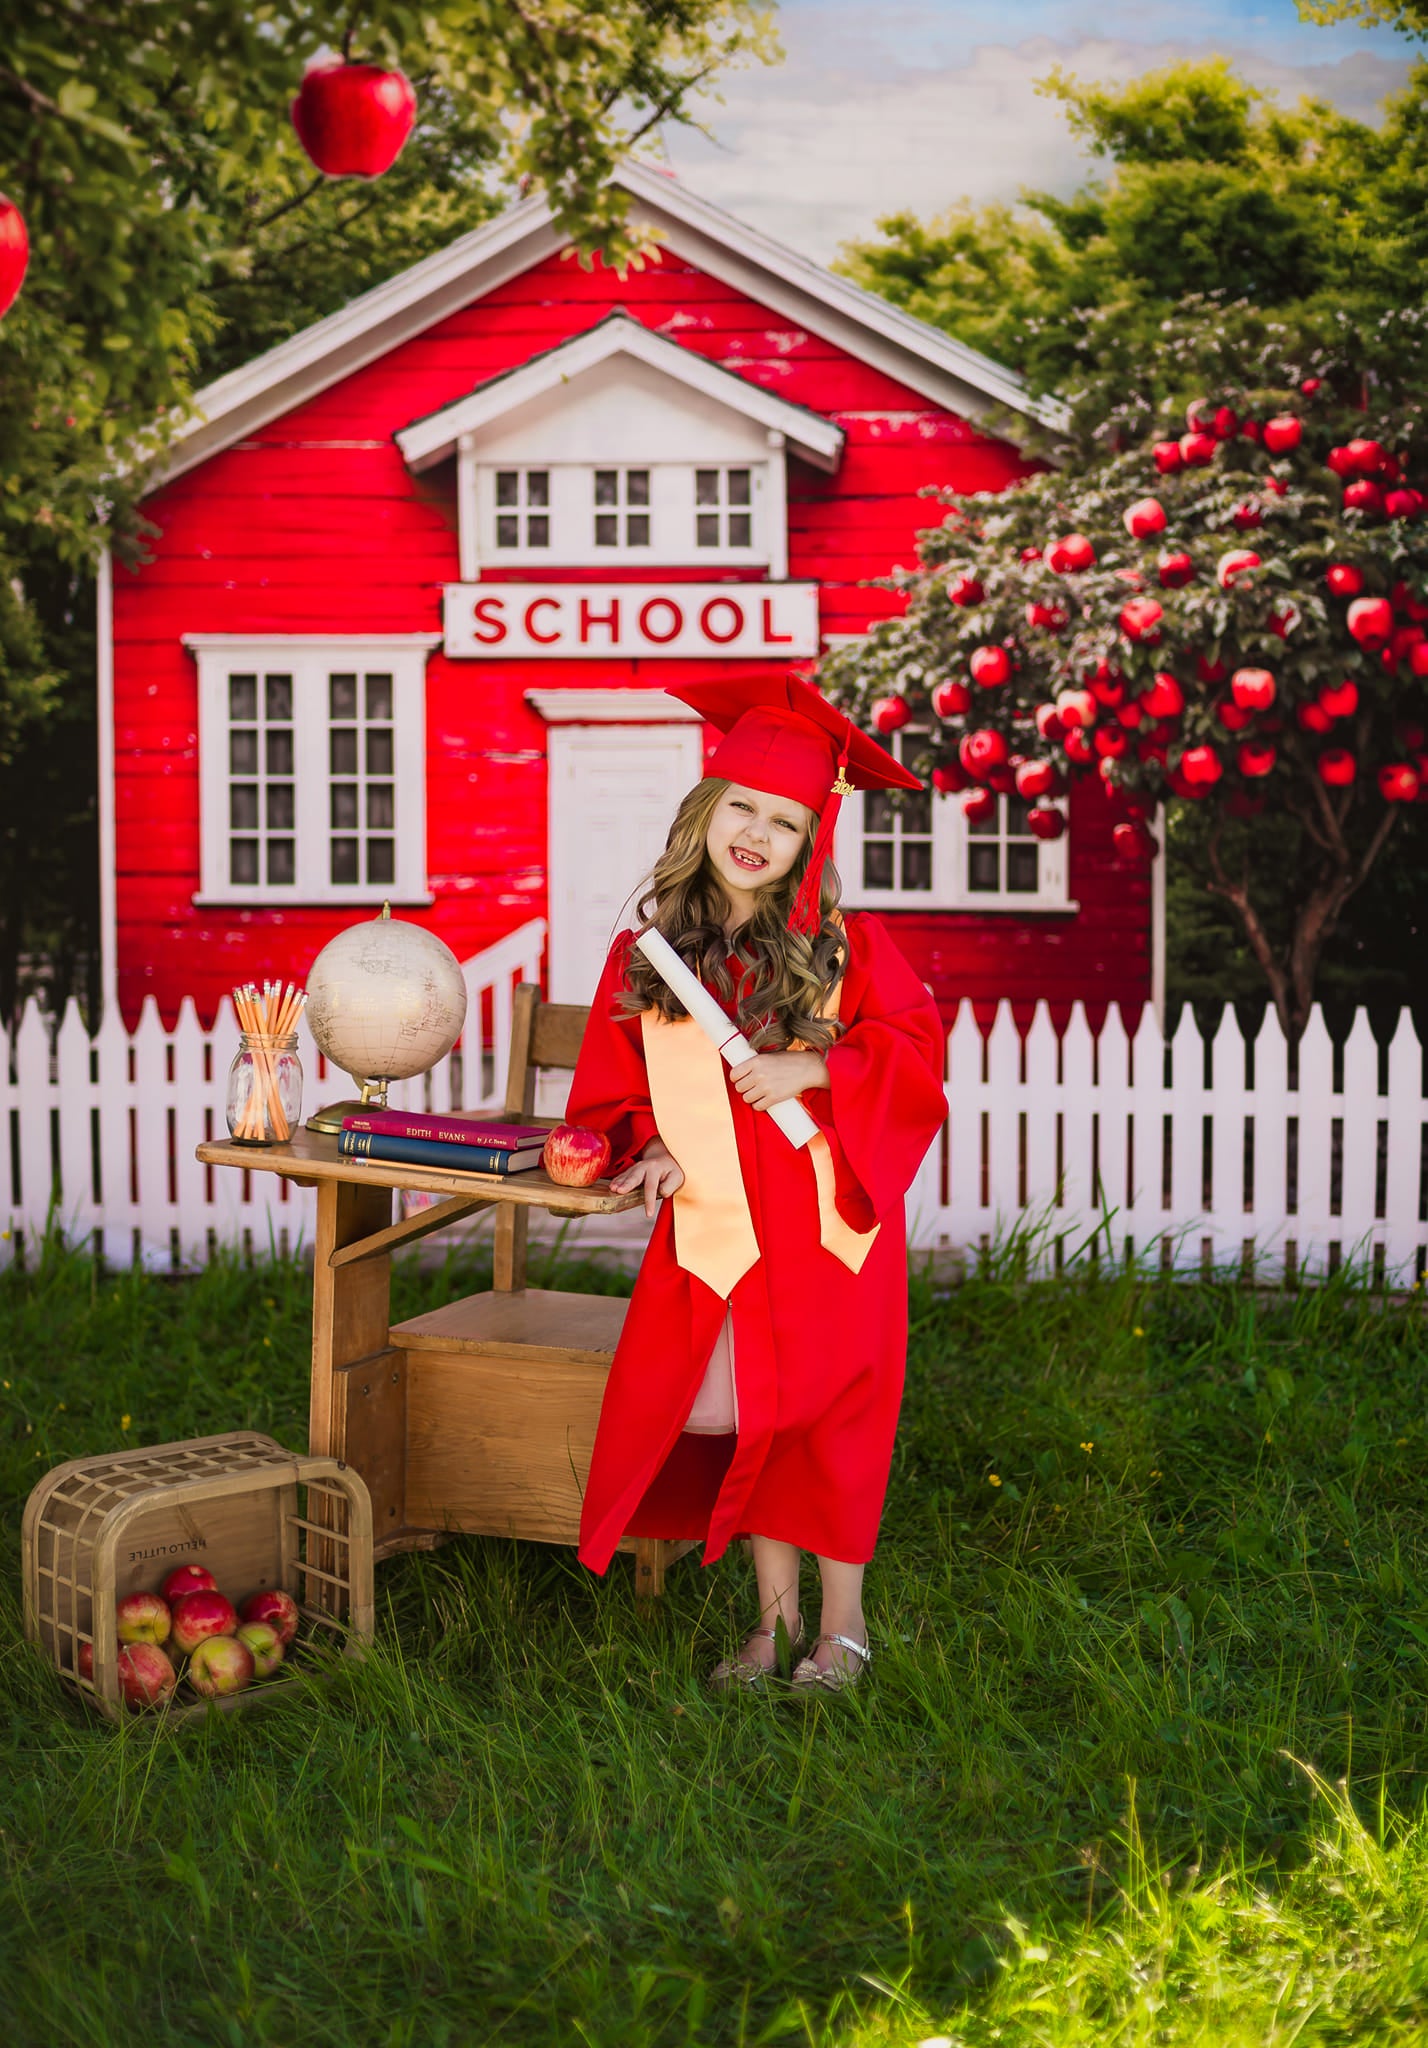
[22, 1431, 374, 1723]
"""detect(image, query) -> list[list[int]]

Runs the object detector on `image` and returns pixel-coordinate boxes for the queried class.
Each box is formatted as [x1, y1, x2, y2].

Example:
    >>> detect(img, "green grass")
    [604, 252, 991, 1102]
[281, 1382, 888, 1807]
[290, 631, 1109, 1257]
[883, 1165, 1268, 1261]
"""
[3, 1232, 1428, 2046]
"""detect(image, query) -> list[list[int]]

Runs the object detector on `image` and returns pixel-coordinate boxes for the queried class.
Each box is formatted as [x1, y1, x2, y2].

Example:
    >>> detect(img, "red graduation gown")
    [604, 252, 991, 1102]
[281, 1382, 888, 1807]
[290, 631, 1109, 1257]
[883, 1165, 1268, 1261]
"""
[566, 911, 948, 1572]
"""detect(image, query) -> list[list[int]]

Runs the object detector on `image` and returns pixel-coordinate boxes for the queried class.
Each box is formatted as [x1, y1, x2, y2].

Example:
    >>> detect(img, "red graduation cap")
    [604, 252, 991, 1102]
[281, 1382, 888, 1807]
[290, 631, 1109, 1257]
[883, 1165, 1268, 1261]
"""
[664, 673, 923, 936]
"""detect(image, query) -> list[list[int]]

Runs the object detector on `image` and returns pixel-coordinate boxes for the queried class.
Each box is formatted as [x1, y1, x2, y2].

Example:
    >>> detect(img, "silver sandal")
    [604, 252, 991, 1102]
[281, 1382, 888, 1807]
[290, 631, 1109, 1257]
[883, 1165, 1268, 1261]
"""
[789, 1632, 871, 1692]
[708, 1615, 806, 1691]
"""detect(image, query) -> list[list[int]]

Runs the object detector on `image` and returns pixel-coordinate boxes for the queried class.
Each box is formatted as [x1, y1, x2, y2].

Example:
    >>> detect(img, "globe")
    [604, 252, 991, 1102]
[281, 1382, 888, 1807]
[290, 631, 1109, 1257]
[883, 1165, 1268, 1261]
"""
[304, 905, 467, 1135]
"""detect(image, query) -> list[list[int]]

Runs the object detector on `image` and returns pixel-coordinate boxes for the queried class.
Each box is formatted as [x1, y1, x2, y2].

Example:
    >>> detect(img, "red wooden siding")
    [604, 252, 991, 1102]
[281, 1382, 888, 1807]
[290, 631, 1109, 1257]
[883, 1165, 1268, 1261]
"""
[113, 241, 1147, 1029]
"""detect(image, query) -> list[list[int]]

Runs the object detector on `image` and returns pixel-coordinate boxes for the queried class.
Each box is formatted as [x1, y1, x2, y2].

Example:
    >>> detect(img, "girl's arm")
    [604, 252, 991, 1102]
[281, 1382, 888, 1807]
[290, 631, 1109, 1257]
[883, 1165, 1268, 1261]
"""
[797, 914, 947, 1233]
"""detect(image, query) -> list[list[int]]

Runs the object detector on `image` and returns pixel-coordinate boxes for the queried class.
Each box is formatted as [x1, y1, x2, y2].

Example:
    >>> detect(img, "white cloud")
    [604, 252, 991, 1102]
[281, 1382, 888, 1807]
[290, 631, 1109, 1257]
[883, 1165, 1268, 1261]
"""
[660, 22, 1413, 263]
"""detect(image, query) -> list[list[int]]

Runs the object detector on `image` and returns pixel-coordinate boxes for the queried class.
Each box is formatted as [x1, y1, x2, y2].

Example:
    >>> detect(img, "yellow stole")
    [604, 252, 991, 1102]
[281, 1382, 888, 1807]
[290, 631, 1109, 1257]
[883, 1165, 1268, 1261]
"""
[640, 953, 880, 1300]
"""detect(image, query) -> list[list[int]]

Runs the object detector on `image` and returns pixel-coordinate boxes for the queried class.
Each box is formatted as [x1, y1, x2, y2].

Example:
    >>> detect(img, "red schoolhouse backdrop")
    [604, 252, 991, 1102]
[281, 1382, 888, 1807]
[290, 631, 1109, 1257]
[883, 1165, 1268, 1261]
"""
[104, 164, 1156, 1033]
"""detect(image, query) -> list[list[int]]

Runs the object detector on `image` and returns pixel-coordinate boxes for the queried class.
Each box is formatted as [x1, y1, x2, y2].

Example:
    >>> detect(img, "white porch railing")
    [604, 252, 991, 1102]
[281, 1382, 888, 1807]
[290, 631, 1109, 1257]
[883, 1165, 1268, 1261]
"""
[4, 958, 1426, 1285]
[0, 918, 547, 1272]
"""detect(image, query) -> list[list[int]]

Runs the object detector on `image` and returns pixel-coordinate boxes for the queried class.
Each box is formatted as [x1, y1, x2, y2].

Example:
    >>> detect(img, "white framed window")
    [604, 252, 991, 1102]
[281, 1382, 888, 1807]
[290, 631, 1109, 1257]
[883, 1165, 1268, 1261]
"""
[493, 468, 550, 550]
[185, 635, 437, 907]
[695, 466, 754, 549]
[471, 462, 768, 569]
[835, 726, 1073, 913]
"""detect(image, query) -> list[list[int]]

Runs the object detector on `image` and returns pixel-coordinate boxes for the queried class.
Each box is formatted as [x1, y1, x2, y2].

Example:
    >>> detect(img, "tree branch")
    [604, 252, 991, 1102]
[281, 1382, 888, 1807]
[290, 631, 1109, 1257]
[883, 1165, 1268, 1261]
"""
[1204, 819, 1292, 1035]
[249, 175, 330, 236]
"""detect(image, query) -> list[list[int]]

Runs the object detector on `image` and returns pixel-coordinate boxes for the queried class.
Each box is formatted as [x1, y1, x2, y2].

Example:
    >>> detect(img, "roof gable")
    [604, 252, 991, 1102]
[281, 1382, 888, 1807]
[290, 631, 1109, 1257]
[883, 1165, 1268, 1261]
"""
[157, 162, 1051, 487]
[394, 310, 844, 474]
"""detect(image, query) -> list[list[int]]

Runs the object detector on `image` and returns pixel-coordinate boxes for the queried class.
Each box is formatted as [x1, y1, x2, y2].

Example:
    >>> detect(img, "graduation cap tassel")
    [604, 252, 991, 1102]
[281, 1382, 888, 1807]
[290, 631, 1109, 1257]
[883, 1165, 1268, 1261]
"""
[787, 737, 854, 940]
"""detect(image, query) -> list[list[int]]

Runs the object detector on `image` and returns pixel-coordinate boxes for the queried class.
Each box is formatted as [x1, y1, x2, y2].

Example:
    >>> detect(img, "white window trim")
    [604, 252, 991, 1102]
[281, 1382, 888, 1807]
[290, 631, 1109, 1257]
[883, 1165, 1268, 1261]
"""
[834, 723, 1078, 914]
[184, 633, 438, 908]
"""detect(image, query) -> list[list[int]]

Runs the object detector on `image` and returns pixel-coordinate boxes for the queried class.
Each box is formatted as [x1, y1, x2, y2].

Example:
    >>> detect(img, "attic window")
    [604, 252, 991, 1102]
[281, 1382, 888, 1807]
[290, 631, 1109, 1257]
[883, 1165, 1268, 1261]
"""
[469, 462, 770, 569]
[593, 468, 651, 548]
[494, 469, 550, 549]
[695, 468, 753, 549]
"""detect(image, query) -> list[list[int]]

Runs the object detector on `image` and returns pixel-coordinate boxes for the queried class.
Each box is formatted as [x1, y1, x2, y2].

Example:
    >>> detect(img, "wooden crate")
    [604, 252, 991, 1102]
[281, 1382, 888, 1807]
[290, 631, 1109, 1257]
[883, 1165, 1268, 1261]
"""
[21, 1431, 374, 1723]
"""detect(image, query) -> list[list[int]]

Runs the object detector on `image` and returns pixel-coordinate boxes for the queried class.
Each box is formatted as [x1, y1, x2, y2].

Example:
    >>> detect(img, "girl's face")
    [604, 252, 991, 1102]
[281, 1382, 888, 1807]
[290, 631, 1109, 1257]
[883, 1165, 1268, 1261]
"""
[705, 782, 813, 915]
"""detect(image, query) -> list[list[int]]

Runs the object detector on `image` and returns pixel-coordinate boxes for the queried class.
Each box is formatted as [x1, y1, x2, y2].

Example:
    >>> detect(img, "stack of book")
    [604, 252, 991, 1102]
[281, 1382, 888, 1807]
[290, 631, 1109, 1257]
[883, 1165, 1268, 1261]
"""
[337, 1111, 550, 1176]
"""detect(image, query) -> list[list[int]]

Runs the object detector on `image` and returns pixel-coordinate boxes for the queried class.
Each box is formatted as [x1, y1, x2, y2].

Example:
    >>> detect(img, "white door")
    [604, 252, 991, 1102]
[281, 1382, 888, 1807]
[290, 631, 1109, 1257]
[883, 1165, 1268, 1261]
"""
[547, 723, 703, 1004]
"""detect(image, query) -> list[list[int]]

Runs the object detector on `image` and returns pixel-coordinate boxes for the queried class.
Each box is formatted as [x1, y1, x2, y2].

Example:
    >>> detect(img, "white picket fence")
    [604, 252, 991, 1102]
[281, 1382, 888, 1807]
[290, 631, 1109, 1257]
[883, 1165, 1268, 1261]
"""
[3, 929, 1426, 1286]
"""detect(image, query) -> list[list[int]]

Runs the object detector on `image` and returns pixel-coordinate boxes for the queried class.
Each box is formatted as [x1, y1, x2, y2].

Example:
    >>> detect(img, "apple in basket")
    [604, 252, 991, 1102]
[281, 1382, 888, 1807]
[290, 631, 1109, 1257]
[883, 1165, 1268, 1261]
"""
[236, 1621, 286, 1680]
[188, 1635, 255, 1699]
[161, 1564, 217, 1603]
[542, 1125, 612, 1187]
[170, 1588, 238, 1656]
[116, 1590, 172, 1646]
[117, 1642, 178, 1710]
[239, 1588, 300, 1648]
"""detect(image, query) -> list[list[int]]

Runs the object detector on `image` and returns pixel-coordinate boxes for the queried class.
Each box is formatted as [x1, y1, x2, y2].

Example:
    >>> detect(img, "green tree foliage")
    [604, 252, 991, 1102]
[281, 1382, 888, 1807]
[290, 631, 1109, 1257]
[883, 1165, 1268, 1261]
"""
[820, 310, 1428, 1040]
[0, 0, 773, 1019]
[837, 57, 1428, 403]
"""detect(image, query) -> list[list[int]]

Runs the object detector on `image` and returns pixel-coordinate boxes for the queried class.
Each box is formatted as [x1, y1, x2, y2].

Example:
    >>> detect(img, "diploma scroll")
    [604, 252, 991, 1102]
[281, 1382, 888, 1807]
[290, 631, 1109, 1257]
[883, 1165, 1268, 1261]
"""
[633, 927, 819, 1150]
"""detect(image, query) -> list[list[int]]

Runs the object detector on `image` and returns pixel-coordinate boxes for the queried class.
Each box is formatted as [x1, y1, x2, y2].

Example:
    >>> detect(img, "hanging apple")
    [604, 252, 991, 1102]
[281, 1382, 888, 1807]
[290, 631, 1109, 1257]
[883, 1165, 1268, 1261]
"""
[962, 787, 997, 824]
[870, 694, 911, 734]
[1024, 600, 1068, 632]
[958, 728, 1009, 778]
[1140, 672, 1185, 720]
[1230, 667, 1276, 712]
[1297, 701, 1334, 734]
[1318, 749, 1356, 787]
[1055, 688, 1096, 729]
[1216, 699, 1252, 732]
[1035, 703, 1066, 740]
[1325, 563, 1364, 598]
[1179, 431, 1217, 466]
[1046, 533, 1095, 574]
[1152, 441, 1184, 474]
[1344, 479, 1385, 514]
[969, 646, 1012, 688]
[1158, 551, 1195, 589]
[1112, 821, 1158, 863]
[931, 679, 972, 719]
[291, 61, 418, 178]
[0, 194, 28, 320]
[1217, 550, 1261, 590]
[1119, 598, 1164, 643]
[1386, 488, 1425, 521]
[1345, 438, 1387, 475]
[1262, 414, 1303, 454]
[1237, 741, 1276, 777]
[1212, 405, 1240, 440]
[1014, 759, 1057, 800]
[1123, 498, 1167, 539]
[1231, 501, 1263, 531]
[1179, 745, 1223, 787]
[931, 760, 969, 794]
[1347, 596, 1394, 648]
[947, 572, 984, 606]
[1026, 806, 1065, 840]
[1318, 680, 1359, 719]
[1379, 763, 1422, 802]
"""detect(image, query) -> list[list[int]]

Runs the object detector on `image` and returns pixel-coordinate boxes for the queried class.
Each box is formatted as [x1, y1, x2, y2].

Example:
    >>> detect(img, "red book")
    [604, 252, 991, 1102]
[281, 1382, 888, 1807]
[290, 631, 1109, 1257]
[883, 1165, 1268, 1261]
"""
[340, 1111, 550, 1150]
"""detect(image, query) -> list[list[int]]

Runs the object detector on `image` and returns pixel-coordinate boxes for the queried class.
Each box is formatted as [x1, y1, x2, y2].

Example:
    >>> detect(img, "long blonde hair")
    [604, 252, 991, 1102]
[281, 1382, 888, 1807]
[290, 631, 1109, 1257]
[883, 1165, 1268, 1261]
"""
[618, 777, 847, 1053]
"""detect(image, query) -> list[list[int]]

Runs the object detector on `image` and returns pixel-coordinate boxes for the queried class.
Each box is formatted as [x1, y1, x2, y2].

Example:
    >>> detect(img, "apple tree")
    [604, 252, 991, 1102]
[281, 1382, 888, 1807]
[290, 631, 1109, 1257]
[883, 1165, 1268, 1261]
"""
[819, 311, 1428, 1041]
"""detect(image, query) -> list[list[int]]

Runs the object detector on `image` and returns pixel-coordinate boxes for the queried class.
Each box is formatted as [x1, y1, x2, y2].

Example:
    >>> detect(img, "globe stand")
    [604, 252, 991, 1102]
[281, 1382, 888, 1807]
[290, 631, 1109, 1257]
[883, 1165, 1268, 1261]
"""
[305, 1075, 392, 1138]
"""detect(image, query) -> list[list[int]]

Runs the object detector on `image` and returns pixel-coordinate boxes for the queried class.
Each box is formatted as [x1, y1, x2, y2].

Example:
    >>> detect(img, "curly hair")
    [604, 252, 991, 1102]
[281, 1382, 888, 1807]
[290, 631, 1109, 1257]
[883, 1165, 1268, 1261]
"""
[617, 777, 847, 1053]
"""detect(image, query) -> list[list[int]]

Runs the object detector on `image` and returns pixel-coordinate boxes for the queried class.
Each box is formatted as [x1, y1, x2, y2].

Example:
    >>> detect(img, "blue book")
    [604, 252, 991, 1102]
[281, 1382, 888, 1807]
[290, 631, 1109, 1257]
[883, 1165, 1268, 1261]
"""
[337, 1129, 544, 1175]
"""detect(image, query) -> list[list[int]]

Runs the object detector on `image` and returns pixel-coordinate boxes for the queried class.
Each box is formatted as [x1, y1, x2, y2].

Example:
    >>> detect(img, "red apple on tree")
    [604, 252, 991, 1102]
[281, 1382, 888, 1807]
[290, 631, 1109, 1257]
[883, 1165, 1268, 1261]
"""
[946, 572, 984, 606]
[1379, 763, 1422, 802]
[1179, 745, 1224, 787]
[1119, 598, 1163, 643]
[1179, 431, 1217, 466]
[1262, 414, 1303, 454]
[1345, 438, 1387, 475]
[1231, 668, 1276, 711]
[1347, 596, 1394, 649]
[117, 1643, 177, 1711]
[1140, 672, 1185, 719]
[1123, 498, 1167, 539]
[1046, 532, 1095, 574]
[1026, 806, 1064, 840]
[1014, 759, 1057, 799]
[239, 1588, 301, 1648]
[1055, 688, 1096, 729]
[959, 728, 1009, 777]
[1297, 701, 1334, 735]
[1152, 441, 1183, 474]
[931, 760, 969, 794]
[1318, 749, 1356, 787]
[931, 679, 972, 718]
[1386, 488, 1425, 521]
[117, 1592, 171, 1646]
[291, 62, 418, 178]
[161, 1564, 217, 1604]
[870, 694, 911, 734]
[1158, 551, 1195, 588]
[542, 1126, 612, 1188]
[1344, 479, 1385, 514]
[0, 195, 28, 320]
[170, 1589, 238, 1656]
[1325, 563, 1364, 598]
[188, 1635, 255, 1699]
[1217, 550, 1261, 589]
[1319, 680, 1359, 719]
[962, 787, 997, 824]
[969, 646, 1011, 688]
[1238, 741, 1277, 778]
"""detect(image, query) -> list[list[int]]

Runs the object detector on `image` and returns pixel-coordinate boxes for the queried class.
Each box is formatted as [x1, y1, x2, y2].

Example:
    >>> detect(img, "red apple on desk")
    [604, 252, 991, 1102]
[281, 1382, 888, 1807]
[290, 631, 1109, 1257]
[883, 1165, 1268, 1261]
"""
[239, 1588, 300, 1649]
[542, 1125, 612, 1187]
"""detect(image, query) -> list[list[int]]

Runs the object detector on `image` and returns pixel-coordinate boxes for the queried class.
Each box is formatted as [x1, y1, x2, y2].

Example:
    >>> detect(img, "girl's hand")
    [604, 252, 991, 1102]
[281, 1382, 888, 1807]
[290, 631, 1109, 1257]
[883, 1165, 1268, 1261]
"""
[728, 1048, 831, 1113]
[609, 1137, 685, 1219]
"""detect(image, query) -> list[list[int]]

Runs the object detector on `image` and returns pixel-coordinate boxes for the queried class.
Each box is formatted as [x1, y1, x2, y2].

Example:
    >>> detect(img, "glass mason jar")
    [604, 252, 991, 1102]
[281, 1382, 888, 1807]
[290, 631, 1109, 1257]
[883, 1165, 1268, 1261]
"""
[226, 1032, 303, 1145]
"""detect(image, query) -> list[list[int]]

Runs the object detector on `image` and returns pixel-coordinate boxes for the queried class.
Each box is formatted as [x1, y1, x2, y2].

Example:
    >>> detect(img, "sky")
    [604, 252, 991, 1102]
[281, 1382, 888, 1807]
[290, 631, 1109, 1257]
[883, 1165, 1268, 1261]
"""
[658, 0, 1416, 262]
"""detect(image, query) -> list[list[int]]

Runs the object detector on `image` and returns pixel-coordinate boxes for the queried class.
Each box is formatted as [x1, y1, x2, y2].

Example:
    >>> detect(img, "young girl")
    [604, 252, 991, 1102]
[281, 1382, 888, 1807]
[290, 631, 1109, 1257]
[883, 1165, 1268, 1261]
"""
[565, 674, 948, 1690]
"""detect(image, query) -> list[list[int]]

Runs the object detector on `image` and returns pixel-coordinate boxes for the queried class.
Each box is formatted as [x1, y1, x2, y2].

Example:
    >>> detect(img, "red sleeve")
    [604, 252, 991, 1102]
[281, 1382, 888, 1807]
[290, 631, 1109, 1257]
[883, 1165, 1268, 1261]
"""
[563, 932, 661, 1176]
[802, 913, 947, 1234]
